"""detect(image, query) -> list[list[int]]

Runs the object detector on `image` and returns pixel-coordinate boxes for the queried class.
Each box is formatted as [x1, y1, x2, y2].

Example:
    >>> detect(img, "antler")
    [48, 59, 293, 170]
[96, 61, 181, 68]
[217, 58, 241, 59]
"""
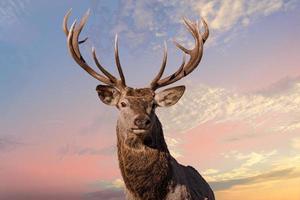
[150, 17, 209, 90]
[63, 9, 126, 90]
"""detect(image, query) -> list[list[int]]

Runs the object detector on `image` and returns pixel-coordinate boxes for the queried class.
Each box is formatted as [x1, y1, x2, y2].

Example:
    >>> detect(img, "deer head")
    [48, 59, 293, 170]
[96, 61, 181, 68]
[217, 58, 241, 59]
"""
[63, 9, 209, 149]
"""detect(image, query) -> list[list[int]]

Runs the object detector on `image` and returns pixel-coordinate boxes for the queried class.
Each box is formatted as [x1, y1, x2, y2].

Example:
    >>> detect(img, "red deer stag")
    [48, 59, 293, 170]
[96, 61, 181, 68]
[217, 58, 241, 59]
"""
[63, 9, 215, 200]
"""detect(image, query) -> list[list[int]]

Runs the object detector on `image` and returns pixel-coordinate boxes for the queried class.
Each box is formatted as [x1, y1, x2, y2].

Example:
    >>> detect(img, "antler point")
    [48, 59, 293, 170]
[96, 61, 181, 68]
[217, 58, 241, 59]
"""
[70, 19, 77, 31]
[164, 41, 167, 49]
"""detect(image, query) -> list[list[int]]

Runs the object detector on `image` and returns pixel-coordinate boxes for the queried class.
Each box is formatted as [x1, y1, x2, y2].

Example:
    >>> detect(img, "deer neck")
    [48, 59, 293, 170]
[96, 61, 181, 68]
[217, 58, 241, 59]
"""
[116, 116, 172, 200]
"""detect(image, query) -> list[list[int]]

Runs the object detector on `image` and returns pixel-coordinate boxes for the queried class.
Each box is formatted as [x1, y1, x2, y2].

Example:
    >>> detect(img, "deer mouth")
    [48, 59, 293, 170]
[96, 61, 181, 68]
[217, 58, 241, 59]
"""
[131, 128, 149, 134]
[130, 128, 155, 148]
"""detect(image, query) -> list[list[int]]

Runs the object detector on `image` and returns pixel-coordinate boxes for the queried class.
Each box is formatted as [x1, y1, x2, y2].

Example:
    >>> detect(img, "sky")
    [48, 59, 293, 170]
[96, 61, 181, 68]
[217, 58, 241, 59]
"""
[0, 0, 300, 199]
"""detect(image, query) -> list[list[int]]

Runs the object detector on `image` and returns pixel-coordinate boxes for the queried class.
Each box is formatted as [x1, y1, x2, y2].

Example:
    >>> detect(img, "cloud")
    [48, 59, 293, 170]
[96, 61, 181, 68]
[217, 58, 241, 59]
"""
[57, 144, 116, 157]
[274, 121, 300, 133]
[83, 189, 124, 200]
[194, 0, 294, 31]
[0, 0, 34, 45]
[202, 149, 300, 192]
[157, 78, 300, 136]
[202, 168, 220, 175]
[257, 76, 300, 96]
[210, 167, 298, 191]
[195, 0, 244, 31]
[234, 150, 277, 168]
[0, 0, 30, 28]
[0, 190, 123, 200]
[0, 135, 24, 152]
[205, 150, 278, 182]
[291, 137, 300, 150]
[89, 179, 124, 190]
[0, 193, 83, 200]
[183, 0, 295, 45]
[165, 136, 182, 158]
[79, 109, 117, 135]
[91, 0, 296, 50]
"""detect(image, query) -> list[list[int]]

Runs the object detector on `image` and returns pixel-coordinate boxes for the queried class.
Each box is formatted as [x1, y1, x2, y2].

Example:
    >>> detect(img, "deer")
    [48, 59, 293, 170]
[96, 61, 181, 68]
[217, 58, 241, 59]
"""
[63, 9, 215, 200]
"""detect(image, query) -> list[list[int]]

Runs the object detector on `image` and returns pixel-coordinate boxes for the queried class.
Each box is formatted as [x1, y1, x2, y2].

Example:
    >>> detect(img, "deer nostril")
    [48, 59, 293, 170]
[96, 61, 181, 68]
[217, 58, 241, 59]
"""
[134, 115, 151, 128]
[145, 119, 151, 126]
[134, 118, 142, 126]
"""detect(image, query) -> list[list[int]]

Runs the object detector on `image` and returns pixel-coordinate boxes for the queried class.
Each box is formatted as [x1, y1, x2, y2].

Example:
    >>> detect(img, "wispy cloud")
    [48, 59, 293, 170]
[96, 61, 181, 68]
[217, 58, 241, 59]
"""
[89, 179, 124, 190]
[206, 150, 278, 182]
[0, 135, 24, 152]
[83, 189, 124, 200]
[172, 0, 295, 45]
[0, 0, 38, 67]
[79, 110, 117, 135]
[91, 0, 296, 50]
[291, 137, 300, 150]
[202, 144, 300, 191]
[157, 77, 300, 136]
[0, 192, 83, 200]
[211, 167, 297, 191]
[0, 0, 30, 28]
[194, 1, 294, 29]
[165, 136, 182, 158]
[57, 144, 116, 158]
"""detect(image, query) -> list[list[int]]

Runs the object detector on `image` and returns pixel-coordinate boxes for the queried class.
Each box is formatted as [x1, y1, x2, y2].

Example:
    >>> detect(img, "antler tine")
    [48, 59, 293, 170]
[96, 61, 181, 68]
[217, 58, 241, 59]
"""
[174, 53, 186, 77]
[67, 20, 112, 85]
[63, 8, 88, 45]
[150, 41, 168, 88]
[71, 9, 90, 58]
[183, 17, 199, 40]
[151, 17, 209, 90]
[114, 34, 126, 87]
[62, 9, 72, 36]
[201, 19, 209, 42]
[64, 9, 125, 88]
[92, 47, 117, 83]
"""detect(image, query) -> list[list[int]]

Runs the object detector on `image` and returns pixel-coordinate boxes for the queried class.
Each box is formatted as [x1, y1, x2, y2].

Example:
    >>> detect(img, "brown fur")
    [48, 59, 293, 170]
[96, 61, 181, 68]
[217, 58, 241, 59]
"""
[117, 116, 172, 200]
[116, 109, 215, 200]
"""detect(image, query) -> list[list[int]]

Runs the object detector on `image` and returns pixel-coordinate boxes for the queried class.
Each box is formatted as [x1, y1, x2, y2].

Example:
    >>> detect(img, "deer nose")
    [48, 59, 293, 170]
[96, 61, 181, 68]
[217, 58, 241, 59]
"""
[134, 115, 151, 129]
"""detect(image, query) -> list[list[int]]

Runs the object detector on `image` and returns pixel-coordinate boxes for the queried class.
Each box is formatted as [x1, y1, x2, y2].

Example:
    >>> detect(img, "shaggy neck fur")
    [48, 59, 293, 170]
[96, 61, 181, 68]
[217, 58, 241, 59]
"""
[117, 116, 172, 200]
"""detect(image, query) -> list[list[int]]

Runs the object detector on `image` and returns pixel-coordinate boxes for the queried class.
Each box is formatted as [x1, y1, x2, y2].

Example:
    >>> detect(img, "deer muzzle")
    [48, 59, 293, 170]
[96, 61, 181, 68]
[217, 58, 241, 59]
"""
[133, 114, 151, 131]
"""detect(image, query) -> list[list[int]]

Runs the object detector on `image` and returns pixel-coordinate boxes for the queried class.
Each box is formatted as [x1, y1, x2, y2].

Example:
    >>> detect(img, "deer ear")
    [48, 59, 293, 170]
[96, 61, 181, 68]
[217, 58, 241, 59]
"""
[96, 85, 120, 106]
[155, 85, 185, 107]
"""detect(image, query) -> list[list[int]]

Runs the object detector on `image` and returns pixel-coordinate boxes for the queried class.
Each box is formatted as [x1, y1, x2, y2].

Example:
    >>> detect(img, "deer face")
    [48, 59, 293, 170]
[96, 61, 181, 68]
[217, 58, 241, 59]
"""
[96, 85, 185, 147]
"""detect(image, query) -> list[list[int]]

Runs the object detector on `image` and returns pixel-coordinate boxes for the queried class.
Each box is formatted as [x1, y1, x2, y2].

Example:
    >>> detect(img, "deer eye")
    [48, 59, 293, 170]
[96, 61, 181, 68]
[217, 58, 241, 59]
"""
[120, 101, 127, 107]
